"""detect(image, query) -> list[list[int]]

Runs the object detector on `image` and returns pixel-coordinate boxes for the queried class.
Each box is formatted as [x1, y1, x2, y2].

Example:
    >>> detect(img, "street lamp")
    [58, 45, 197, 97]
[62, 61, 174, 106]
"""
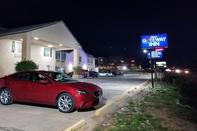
[123, 66, 127, 70]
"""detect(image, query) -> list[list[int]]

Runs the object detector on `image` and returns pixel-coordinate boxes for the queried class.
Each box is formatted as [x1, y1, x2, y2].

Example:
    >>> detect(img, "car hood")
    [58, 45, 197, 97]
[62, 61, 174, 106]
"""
[59, 81, 102, 92]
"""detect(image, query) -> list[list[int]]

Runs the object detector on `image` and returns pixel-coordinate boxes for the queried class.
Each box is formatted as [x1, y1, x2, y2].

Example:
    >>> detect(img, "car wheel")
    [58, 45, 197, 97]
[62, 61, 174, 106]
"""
[83, 75, 87, 78]
[57, 93, 75, 113]
[0, 88, 13, 105]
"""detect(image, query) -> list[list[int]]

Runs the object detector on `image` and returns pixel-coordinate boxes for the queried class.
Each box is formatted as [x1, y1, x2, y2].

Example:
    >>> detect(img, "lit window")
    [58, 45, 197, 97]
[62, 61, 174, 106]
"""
[16, 42, 22, 53]
[44, 47, 52, 57]
[12, 41, 22, 53]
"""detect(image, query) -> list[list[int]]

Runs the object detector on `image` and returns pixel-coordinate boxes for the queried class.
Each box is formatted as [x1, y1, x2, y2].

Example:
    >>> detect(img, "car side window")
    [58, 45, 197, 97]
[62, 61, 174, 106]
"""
[33, 73, 47, 82]
[12, 72, 31, 81]
[46, 72, 53, 79]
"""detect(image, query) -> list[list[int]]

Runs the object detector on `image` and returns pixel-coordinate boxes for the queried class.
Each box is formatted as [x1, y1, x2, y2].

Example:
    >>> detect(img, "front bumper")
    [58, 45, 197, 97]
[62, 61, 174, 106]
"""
[74, 91, 102, 109]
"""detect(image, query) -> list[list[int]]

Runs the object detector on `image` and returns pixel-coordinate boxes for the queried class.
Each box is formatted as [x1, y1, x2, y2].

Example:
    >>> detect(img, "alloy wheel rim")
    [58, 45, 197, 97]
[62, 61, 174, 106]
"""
[0, 90, 11, 104]
[58, 95, 72, 111]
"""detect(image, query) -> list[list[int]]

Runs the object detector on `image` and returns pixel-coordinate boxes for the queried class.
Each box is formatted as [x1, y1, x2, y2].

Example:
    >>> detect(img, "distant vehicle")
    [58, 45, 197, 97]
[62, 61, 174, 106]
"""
[66, 72, 73, 77]
[0, 70, 103, 113]
[99, 70, 113, 77]
[110, 70, 117, 76]
[89, 71, 99, 78]
[116, 70, 124, 75]
[80, 70, 89, 78]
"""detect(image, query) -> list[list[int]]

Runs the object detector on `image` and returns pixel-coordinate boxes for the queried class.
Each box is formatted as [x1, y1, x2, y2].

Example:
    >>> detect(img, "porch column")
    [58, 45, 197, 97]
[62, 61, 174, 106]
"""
[22, 32, 32, 60]
[73, 47, 79, 67]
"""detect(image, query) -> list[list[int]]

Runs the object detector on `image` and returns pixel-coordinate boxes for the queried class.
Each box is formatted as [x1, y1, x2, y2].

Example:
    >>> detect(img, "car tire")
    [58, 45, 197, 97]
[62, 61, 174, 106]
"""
[83, 75, 87, 78]
[0, 88, 13, 105]
[57, 93, 75, 113]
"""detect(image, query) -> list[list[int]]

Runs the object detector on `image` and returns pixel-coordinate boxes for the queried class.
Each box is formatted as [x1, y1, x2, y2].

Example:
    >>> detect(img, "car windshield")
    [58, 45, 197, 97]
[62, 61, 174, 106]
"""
[45, 72, 74, 82]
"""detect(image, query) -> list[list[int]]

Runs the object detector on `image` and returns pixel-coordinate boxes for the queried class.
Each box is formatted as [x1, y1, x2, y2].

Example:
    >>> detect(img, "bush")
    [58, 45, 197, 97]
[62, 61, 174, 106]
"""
[163, 73, 197, 99]
[15, 60, 38, 72]
[73, 66, 82, 75]
[171, 77, 196, 99]
[163, 73, 180, 84]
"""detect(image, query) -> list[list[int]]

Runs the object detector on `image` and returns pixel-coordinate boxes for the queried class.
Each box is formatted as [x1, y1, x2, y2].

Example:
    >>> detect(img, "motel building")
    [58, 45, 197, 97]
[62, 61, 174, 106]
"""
[0, 21, 96, 77]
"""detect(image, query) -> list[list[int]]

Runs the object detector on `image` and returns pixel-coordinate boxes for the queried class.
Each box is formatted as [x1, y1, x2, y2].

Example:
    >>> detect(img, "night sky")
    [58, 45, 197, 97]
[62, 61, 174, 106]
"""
[1, 0, 197, 68]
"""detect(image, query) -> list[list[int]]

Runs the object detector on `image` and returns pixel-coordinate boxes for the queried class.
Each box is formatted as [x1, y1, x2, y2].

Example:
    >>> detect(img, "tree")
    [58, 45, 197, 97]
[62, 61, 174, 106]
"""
[15, 60, 38, 72]
[73, 66, 82, 75]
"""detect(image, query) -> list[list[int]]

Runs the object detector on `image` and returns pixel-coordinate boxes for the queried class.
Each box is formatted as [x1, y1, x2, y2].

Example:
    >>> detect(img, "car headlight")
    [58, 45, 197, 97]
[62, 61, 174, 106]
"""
[75, 90, 89, 95]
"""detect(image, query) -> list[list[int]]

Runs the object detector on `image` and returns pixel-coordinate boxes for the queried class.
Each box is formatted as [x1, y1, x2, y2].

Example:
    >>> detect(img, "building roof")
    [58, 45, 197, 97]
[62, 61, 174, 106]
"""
[0, 21, 64, 36]
[0, 20, 82, 47]
[86, 52, 96, 59]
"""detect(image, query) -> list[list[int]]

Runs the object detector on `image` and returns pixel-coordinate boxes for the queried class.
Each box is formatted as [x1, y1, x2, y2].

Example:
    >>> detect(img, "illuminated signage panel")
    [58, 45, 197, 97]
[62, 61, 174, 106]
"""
[147, 51, 163, 59]
[141, 34, 168, 49]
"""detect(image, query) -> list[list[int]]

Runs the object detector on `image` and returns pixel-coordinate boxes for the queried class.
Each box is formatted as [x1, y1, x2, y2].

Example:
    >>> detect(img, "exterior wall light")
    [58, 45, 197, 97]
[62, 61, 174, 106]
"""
[34, 37, 39, 40]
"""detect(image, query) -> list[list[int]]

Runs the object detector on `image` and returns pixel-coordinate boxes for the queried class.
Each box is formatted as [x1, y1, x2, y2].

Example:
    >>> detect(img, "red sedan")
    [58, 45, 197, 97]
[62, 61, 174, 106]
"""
[0, 70, 103, 113]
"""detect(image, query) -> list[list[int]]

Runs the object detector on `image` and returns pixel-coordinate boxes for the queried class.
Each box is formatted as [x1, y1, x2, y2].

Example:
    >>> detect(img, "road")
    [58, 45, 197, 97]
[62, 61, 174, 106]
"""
[0, 74, 150, 131]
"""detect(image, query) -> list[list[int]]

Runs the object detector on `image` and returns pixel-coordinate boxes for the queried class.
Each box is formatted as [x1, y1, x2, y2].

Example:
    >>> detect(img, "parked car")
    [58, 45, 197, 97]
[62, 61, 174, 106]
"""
[99, 70, 113, 77]
[0, 70, 103, 113]
[80, 70, 89, 78]
[89, 71, 99, 78]
[115, 70, 124, 75]
[110, 70, 118, 76]
[66, 72, 73, 77]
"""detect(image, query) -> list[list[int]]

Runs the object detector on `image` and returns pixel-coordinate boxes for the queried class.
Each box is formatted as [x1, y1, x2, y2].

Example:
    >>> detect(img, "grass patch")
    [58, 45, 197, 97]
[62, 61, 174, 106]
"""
[94, 83, 197, 131]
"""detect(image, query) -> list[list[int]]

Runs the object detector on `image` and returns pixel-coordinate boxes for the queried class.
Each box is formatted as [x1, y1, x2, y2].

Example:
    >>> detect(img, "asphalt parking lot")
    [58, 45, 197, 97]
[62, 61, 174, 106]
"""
[0, 74, 150, 131]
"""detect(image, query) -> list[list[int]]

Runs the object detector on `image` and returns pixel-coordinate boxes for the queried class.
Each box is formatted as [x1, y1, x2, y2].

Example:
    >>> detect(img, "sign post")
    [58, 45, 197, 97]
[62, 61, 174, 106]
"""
[150, 51, 154, 88]
[141, 34, 168, 88]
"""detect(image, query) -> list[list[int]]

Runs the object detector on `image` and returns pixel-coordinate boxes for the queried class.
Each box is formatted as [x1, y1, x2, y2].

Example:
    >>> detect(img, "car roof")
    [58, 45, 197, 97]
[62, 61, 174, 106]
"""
[11, 70, 57, 75]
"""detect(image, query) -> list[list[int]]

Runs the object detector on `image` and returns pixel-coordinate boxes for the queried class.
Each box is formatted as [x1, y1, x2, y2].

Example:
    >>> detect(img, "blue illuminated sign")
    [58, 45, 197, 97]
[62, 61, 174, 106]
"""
[147, 51, 163, 59]
[141, 34, 168, 49]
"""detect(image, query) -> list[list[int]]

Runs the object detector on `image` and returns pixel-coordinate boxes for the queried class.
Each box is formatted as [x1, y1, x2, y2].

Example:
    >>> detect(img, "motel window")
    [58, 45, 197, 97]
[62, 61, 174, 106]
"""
[87, 58, 90, 63]
[44, 47, 52, 57]
[91, 58, 93, 64]
[16, 42, 22, 53]
[88, 58, 92, 64]
[56, 52, 60, 60]
[61, 53, 66, 60]
[79, 56, 82, 63]
[12, 41, 22, 53]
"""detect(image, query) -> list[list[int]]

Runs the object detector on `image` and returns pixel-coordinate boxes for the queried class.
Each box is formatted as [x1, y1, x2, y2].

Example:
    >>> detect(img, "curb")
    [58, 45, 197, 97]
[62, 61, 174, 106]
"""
[95, 102, 115, 116]
[116, 94, 127, 102]
[64, 80, 150, 131]
[64, 119, 87, 131]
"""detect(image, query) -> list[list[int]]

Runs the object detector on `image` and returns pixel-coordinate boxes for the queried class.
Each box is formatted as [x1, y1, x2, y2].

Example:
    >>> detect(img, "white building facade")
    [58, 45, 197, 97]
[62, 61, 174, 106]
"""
[0, 21, 96, 77]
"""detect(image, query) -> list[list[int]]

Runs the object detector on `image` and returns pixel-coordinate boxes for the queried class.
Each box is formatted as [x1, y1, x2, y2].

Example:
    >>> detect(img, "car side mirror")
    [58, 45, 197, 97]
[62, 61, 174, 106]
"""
[39, 79, 49, 84]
